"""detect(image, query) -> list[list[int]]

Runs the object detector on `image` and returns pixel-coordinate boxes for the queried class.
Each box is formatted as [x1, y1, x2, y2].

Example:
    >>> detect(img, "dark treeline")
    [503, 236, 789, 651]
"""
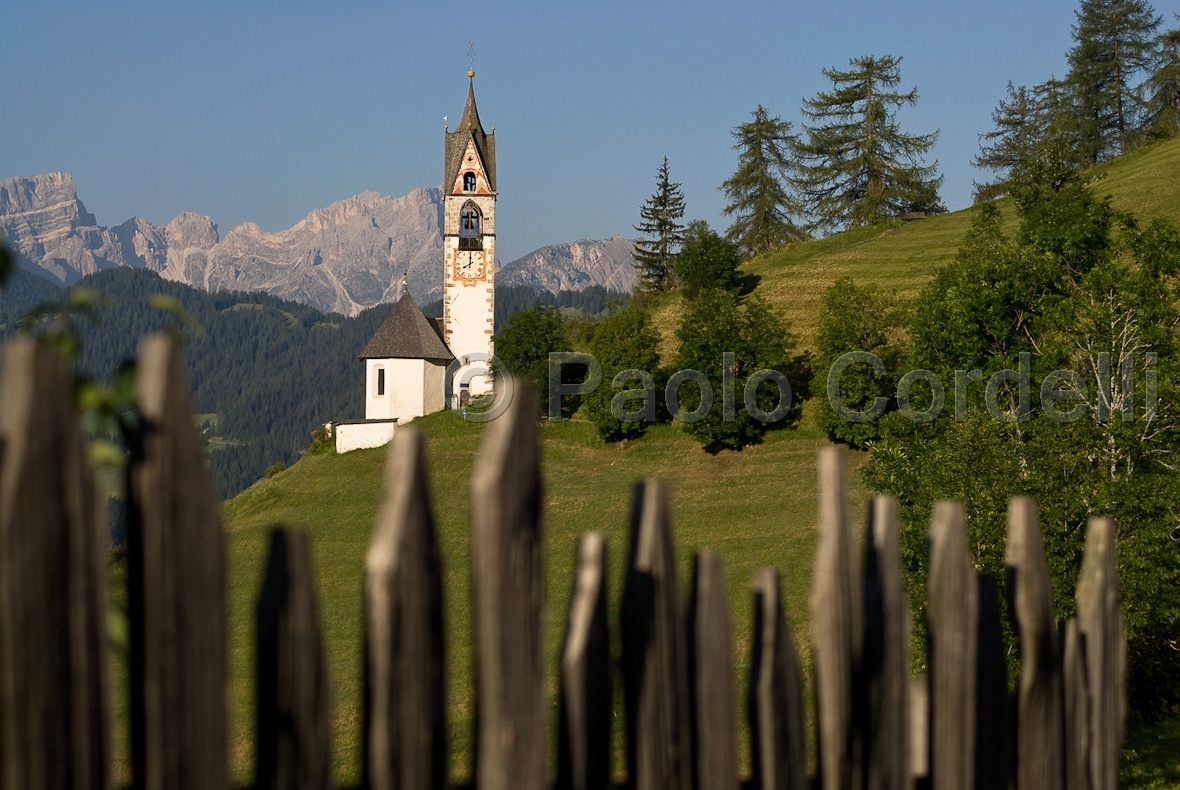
[1, 267, 387, 498]
[0, 268, 627, 497]
[422, 283, 627, 331]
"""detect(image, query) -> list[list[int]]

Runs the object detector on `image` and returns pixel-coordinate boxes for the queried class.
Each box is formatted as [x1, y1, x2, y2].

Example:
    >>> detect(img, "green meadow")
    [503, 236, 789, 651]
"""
[107, 134, 1180, 787]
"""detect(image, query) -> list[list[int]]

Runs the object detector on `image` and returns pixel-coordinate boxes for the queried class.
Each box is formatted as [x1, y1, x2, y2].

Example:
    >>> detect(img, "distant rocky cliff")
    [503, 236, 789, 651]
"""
[0, 173, 636, 315]
[497, 234, 637, 293]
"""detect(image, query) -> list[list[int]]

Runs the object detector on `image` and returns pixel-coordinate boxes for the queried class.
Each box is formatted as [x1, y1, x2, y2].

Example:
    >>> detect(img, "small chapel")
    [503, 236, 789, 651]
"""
[335, 71, 497, 453]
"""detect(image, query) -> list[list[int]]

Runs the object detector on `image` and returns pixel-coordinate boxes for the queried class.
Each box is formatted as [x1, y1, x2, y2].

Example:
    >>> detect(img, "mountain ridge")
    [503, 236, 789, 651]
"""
[0, 173, 636, 315]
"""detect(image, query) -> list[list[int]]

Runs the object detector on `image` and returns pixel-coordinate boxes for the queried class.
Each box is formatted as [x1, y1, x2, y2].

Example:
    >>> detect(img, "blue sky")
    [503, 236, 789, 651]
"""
[5, 1, 1166, 262]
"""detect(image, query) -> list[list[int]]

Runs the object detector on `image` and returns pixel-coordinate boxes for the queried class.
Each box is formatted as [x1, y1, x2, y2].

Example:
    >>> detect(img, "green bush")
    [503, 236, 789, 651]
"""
[864, 180, 1180, 720]
[674, 289, 796, 452]
[306, 424, 336, 456]
[813, 277, 906, 448]
[584, 306, 663, 442]
[674, 220, 742, 296]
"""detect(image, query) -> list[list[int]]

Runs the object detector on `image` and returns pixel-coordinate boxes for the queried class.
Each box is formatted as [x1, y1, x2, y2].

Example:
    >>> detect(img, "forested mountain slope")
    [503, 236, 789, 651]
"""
[0, 267, 623, 496]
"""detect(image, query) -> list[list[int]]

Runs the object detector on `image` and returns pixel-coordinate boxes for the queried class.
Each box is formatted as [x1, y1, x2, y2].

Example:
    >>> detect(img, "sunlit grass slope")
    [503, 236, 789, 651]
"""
[211, 135, 1180, 787]
[218, 411, 868, 784]
[744, 134, 1180, 351]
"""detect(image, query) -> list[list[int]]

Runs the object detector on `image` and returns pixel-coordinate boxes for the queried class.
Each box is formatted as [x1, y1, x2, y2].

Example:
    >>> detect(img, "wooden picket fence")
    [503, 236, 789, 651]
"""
[0, 333, 1127, 790]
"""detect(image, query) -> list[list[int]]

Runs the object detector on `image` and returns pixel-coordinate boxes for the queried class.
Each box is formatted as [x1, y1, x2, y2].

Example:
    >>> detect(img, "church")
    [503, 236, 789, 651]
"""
[335, 71, 497, 453]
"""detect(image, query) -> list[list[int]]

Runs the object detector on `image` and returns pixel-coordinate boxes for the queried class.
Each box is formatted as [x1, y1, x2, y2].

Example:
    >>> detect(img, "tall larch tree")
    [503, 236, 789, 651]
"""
[795, 54, 943, 232]
[1145, 22, 1180, 140]
[720, 105, 808, 258]
[632, 156, 686, 293]
[1066, 0, 1161, 162]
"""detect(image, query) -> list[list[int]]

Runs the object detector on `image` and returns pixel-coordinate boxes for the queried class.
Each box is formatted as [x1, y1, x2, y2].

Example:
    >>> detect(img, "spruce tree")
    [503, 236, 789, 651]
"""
[632, 157, 686, 293]
[1145, 23, 1180, 140]
[973, 82, 1043, 201]
[720, 106, 808, 258]
[1033, 75, 1076, 132]
[795, 54, 943, 231]
[973, 78, 1085, 201]
[1066, 0, 1161, 162]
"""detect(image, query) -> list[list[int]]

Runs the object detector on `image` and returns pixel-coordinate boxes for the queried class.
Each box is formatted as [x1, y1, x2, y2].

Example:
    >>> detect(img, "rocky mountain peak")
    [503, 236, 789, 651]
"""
[1, 174, 634, 313]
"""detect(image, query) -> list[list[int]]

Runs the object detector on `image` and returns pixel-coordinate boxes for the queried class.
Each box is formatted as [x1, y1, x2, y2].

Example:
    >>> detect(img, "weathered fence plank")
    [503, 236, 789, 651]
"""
[908, 674, 929, 786]
[1005, 496, 1063, 790]
[687, 549, 738, 790]
[621, 480, 692, 790]
[471, 383, 546, 790]
[364, 429, 446, 790]
[256, 528, 332, 790]
[1075, 517, 1125, 790]
[0, 338, 110, 790]
[810, 446, 861, 790]
[0, 320, 1143, 790]
[748, 567, 807, 790]
[558, 532, 611, 790]
[926, 501, 977, 790]
[127, 334, 226, 790]
[862, 496, 908, 790]
[1063, 619, 1091, 790]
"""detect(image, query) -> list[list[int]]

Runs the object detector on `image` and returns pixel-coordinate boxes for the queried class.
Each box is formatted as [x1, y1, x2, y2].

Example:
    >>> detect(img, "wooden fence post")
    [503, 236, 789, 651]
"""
[687, 549, 737, 790]
[364, 429, 446, 790]
[471, 383, 546, 790]
[621, 480, 692, 790]
[908, 674, 929, 787]
[256, 527, 332, 790]
[810, 446, 861, 790]
[127, 334, 226, 790]
[748, 567, 806, 790]
[863, 496, 908, 790]
[926, 501, 977, 790]
[0, 338, 110, 790]
[1062, 619, 1091, 790]
[558, 532, 610, 790]
[1005, 496, 1063, 790]
[1075, 517, 1124, 790]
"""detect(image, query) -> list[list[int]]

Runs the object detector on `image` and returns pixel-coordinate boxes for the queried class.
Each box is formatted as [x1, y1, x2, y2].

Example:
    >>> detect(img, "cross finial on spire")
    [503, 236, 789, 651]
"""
[467, 41, 476, 78]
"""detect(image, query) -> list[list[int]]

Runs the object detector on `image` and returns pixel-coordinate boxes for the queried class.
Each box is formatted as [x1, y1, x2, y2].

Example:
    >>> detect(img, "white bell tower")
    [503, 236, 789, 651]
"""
[442, 70, 496, 403]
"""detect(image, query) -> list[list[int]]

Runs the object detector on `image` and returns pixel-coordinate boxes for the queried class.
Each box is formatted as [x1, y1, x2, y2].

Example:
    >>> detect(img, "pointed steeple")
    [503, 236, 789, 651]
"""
[445, 71, 496, 192]
[458, 74, 485, 134]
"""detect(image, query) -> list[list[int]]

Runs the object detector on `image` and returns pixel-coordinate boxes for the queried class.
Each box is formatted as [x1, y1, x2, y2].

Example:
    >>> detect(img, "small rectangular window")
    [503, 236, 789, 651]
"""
[376, 367, 385, 396]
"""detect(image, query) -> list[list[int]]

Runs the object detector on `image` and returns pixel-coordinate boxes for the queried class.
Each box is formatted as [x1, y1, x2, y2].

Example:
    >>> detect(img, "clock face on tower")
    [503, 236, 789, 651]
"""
[454, 249, 486, 282]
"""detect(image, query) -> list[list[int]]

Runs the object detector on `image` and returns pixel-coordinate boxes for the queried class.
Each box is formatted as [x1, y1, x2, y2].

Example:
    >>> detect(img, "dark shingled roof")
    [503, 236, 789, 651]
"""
[445, 77, 496, 192]
[359, 292, 453, 361]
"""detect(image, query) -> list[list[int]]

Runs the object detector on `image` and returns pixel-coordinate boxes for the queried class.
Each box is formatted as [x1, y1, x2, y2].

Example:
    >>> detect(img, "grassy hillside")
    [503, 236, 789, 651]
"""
[744, 134, 1180, 351]
[197, 136, 1180, 787]
[207, 412, 869, 785]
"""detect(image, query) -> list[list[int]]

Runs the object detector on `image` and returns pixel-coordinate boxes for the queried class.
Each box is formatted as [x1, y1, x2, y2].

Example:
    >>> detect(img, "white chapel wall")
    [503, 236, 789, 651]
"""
[423, 358, 447, 414]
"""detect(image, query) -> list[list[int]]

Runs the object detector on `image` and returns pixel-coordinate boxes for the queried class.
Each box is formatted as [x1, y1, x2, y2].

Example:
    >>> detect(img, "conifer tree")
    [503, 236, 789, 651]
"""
[973, 82, 1043, 201]
[795, 54, 943, 231]
[973, 77, 1085, 200]
[720, 106, 808, 257]
[1034, 75, 1076, 132]
[632, 157, 686, 293]
[1145, 23, 1180, 140]
[1066, 0, 1161, 162]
